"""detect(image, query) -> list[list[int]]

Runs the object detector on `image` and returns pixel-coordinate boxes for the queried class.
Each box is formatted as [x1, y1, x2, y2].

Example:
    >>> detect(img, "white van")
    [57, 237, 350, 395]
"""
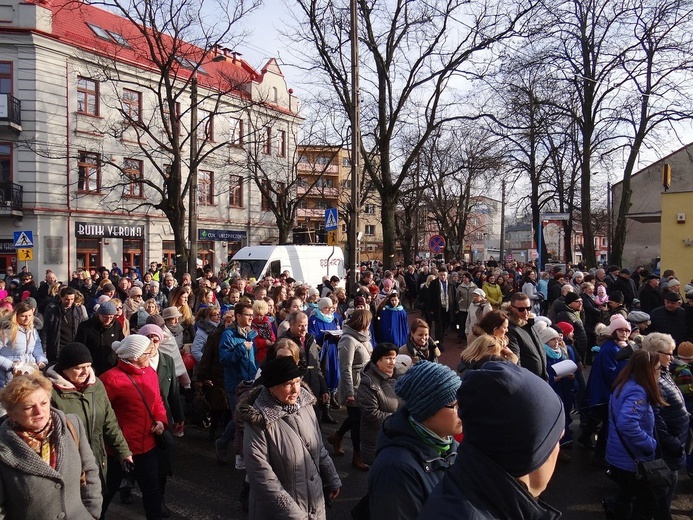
[229, 245, 345, 287]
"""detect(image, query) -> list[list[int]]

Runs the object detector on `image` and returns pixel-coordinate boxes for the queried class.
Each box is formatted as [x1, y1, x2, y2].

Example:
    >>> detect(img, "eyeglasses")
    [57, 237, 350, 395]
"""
[116, 307, 123, 310]
[241, 313, 254, 317]
[657, 350, 674, 357]
[513, 306, 532, 312]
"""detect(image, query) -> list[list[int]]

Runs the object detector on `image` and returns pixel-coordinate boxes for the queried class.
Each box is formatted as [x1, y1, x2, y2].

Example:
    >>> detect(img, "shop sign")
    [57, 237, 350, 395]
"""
[75, 222, 145, 238]
[198, 229, 246, 242]
[0, 240, 16, 252]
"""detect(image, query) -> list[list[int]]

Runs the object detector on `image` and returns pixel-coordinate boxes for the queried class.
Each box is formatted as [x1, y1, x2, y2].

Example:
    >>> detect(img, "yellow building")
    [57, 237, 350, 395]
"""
[660, 191, 693, 286]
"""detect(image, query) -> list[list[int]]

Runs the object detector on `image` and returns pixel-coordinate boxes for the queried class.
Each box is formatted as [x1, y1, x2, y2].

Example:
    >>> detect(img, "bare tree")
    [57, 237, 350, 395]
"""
[59, 0, 261, 278]
[289, 0, 536, 264]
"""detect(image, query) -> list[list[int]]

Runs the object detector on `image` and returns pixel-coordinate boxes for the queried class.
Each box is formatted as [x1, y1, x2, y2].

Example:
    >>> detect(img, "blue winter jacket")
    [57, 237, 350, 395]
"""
[218, 324, 257, 393]
[587, 339, 623, 407]
[606, 378, 657, 473]
[369, 407, 458, 520]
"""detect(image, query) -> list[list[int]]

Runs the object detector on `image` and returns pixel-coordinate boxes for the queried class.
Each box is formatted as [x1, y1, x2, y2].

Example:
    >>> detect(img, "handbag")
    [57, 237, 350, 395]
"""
[610, 403, 672, 488]
[124, 372, 174, 451]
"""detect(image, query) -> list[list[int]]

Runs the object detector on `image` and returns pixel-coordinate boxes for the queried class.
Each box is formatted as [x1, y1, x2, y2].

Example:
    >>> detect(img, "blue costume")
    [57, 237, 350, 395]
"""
[308, 310, 341, 390]
[378, 305, 409, 346]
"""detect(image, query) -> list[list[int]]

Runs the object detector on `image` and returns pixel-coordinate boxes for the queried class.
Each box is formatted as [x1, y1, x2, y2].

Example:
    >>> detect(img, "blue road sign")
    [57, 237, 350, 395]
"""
[14, 231, 34, 248]
[325, 208, 338, 231]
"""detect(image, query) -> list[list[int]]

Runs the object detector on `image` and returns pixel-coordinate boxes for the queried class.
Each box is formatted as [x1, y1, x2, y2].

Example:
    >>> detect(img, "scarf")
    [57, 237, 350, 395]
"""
[13, 413, 57, 469]
[385, 304, 404, 311]
[314, 309, 335, 323]
[253, 317, 274, 341]
[544, 344, 564, 360]
[269, 389, 301, 415]
[408, 416, 453, 455]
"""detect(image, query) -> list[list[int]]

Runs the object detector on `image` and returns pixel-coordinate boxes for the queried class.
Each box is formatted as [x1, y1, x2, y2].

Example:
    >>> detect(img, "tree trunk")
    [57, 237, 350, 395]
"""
[380, 192, 398, 269]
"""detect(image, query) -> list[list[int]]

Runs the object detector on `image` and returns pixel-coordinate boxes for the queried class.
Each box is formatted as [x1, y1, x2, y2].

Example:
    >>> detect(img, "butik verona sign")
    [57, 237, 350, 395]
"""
[75, 222, 145, 238]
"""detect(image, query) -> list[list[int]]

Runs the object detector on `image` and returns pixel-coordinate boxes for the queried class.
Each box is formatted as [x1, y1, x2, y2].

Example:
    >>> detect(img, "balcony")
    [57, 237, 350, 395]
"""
[297, 162, 339, 174]
[0, 182, 23, 216]
[297, 185, 340, 198]
[296, 208, 328, 219]
[0, 94, 21, 132]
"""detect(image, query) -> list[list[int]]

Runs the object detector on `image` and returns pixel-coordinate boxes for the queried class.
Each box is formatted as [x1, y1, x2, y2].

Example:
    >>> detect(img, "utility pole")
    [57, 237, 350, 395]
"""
[606, 181, 611, 265]
[348, 0, 360, 293]
[188, 73, 198, 277]
[499, 180, 506, 264]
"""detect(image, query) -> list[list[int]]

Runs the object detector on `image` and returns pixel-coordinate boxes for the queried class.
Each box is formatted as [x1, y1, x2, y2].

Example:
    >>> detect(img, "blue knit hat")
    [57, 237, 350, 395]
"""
[395, 361, 461, 421]
[457, 361, 565, 477]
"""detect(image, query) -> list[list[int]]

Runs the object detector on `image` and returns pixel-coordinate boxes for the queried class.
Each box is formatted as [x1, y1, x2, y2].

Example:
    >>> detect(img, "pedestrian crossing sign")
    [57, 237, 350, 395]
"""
[13, 231, 33, 248]
[324, 208, 338, 231]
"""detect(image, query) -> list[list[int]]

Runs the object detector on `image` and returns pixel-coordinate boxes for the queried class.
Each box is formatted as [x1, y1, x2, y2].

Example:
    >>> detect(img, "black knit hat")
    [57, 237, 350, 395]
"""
[56, 342, 93, 371]
[370, 343, 399, 364]
[262, 356, 306, 388]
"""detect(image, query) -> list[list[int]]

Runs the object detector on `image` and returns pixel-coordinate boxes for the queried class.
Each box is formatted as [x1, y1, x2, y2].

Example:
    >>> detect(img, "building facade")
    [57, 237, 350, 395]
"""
[0, 0, 300, 279]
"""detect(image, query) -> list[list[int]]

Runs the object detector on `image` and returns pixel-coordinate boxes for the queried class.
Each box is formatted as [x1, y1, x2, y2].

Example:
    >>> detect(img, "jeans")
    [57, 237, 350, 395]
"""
[217, 391, 239, 448]
[104, 449, 162, 520]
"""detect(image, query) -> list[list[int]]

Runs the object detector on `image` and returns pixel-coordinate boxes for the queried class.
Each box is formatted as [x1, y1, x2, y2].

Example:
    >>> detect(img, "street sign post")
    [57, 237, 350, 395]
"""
[14, 231, 33, 248]
[428, 234, 445, 254]
[17, 248, 33, 261]
[327, 230, 338, 245]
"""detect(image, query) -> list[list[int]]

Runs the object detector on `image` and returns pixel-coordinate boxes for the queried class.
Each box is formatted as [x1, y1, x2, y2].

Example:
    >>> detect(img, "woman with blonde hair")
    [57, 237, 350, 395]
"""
[110, 297, 130, 337]
[168, 287, 195, 343]
[251, 298, 276, 365]
[0, 302, 47, 388]
[0, 372, 102, 519]
[458, 334, 518, 374]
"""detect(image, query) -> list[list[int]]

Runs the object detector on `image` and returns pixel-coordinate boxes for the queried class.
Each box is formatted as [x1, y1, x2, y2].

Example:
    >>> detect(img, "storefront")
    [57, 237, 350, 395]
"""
[198, 228, 247, 265]
[75, 221, 145, 274]
[0, 239, 16, 275]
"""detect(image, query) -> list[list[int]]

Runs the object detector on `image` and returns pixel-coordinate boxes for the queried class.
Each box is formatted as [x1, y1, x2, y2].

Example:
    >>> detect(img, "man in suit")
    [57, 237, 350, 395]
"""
[426, 268, 456, 349]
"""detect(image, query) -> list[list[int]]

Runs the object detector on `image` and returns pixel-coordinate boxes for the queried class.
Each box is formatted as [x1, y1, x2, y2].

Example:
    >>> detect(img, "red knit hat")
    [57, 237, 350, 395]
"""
[556, 322, 574, 336]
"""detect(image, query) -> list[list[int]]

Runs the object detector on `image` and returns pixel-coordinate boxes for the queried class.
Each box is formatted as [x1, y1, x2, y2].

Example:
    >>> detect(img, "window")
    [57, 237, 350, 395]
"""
[0, 62, 12, 95]
[77, 152, 100, 192]
[470, 217, 478, 226]
[365, 225, 375, 236]
[86, 23, 111, 41]
[123, 158, 143, 197]
[298, 154, 309, 164]
[277, 130, 286, 157]
[271, 87, 278, 102]
[162, 101, 180, 133]
[107, 31, 129, 47]
[341, 156, 351, 167]
[175, 57, 206, 74]
[230, 117, 243, 145]
[364, 204, 375, 215]
[0, 143, 11, 182]
[198, 170, 214, 205]
[77, 77, 99, 116]
[315, 155, 331, 166]
[315, 178, 334, 188]
[261, 180, 272, 211]
[229, 175, 243, 207]
[264, 127, 272, 155]
[122, 88, 141, 122]
[198, 109, 214, 141]
[314, 200, 330, 210]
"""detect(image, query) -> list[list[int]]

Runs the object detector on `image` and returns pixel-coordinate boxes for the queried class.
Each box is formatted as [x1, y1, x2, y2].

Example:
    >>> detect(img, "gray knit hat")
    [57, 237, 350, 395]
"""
[394, 361, 461, 421]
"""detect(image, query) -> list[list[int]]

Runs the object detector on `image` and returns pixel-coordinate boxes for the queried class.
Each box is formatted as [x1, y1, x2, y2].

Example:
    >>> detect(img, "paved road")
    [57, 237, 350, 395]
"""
[108, 311, 693, 519]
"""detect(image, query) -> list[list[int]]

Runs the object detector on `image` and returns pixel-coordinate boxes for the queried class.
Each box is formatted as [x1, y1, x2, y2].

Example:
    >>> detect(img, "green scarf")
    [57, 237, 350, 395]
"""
[408, 416, 453, 455]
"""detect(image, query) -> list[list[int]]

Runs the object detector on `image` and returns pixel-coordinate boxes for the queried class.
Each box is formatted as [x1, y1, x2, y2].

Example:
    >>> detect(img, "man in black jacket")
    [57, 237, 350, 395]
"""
[507, 293, 548, 380]
[74, 301, 124, 375]
[639, 274, 663, 314]
[649, 292, 687, 346]
[43, 286, 87, 362]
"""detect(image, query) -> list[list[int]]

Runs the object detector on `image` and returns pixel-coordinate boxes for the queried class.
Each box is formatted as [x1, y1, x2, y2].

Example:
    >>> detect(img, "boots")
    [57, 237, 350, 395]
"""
[330, 393, 341, 410]
[327, 432, 345, 456]
[352, 451, 369, 471]
[321, 404, 338, 424]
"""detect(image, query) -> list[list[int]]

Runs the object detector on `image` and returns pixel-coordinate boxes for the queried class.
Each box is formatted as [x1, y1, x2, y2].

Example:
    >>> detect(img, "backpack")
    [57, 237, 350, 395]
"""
[673, 362, 693, 396]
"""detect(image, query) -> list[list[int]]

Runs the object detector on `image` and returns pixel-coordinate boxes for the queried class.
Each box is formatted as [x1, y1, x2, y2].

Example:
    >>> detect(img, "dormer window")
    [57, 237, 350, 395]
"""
[86, 23, 111, 41]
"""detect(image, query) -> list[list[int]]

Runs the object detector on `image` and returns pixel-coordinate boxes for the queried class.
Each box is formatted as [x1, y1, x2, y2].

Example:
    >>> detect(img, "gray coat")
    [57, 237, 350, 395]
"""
[357, 361, 400, 465]
[338, 324, 372, 406]
[0, 408, 102, 520]
[239, 386, 341, 520]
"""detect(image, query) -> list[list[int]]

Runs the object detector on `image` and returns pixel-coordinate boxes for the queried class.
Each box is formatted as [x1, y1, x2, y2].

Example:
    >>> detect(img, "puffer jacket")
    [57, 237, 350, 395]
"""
[48, 365, 131, 487]
[219, 323, 257, 393]
[506, 313, 547, 381]
[239, 386, 341, 520]
[0, 409, 102, 520]
[455, 282, 477, 313]
[357, 361, 400, 465]
[419, 442, 561, 520]
[74, 316, 124, 376]
[554, 301, 588, 361]
[0, 325, 47, 388]
[655, 369, 691, 470]
[606, 378, 657, 472]
[338, 324, 372, 406]
[191, 319, 218, 362]
[369, 407, 458, 519]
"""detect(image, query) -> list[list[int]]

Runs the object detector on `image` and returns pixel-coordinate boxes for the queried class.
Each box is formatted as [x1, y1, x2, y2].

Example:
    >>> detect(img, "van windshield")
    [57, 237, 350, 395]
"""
[237, 260, 266, 280]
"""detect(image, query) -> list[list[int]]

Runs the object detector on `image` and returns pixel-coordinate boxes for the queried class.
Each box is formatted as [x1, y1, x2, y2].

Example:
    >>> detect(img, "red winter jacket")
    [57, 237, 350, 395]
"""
[100, 360, 168, 455]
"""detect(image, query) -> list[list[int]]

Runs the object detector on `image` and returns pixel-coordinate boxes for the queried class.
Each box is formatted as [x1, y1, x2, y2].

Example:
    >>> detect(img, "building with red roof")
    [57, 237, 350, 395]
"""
[0, 0, 301, 278]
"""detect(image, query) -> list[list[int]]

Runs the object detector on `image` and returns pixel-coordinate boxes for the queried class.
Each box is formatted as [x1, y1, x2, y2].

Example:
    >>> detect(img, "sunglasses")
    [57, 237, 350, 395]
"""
[513, 306, 532, 312]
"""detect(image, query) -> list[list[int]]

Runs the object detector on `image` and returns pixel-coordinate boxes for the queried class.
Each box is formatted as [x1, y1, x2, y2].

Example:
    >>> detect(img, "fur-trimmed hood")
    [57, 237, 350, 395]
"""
[237, 384, 316, 429]
[46, 364, 97, 391]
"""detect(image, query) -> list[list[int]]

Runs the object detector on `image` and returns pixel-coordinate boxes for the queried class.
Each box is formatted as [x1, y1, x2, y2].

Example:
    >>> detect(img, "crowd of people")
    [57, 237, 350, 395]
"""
[0, 257, 690, 519]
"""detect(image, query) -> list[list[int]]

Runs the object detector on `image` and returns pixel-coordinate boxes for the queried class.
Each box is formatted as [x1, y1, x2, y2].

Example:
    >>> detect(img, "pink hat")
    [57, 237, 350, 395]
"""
[607, 314, 631, 336]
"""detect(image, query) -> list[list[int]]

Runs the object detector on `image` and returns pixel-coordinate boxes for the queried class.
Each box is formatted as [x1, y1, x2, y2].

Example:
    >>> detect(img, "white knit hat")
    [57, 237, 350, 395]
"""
[538, 327, 559, 345]
[112, 334, 151, 360]
[318, 297, 332, 310]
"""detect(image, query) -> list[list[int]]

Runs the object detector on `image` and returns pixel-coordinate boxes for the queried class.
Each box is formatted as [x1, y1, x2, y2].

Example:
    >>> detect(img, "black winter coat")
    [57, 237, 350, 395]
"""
[554, 302, 588, 362]
[655, 369, 691, 470]
[649, 306, 687, 346]
[638, 283, 663, 314]
[74, 316, 124, 376]
[507, 316, 548, 381]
